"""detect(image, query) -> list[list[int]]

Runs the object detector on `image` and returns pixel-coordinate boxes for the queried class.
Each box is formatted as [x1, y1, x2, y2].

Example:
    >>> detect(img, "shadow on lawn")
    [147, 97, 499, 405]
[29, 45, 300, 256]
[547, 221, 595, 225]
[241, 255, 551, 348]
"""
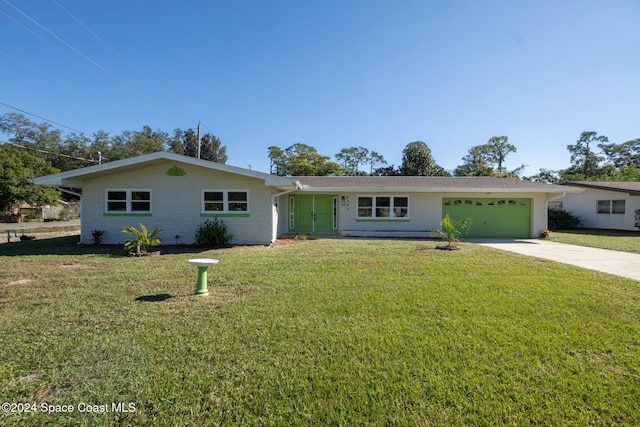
[136, 293, 173, 302]
[0, 235, 210, 257]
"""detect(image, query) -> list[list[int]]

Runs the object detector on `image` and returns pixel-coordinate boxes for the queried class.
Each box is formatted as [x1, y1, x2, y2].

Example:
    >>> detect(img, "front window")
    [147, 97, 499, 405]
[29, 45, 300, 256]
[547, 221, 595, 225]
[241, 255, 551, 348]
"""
[597, 200, 625, 214]
[358, 196, 409, 219]
[106, 190, 151, 213]
[203, 190, 248, 213]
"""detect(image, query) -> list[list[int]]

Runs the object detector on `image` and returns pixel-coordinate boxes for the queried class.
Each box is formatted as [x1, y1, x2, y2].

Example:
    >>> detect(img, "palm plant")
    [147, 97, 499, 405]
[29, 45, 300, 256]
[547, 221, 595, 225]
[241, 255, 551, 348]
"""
[122, 223, 162, 255]
[431, 214, 472, 248]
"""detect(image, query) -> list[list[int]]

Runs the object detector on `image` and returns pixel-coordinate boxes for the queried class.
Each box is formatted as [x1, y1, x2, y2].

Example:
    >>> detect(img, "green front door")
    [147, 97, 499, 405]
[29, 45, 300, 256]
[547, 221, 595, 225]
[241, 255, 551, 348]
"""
[290, 195, 338, 233]
[294, 195, 314, 232]
[443, 198, 531, 238]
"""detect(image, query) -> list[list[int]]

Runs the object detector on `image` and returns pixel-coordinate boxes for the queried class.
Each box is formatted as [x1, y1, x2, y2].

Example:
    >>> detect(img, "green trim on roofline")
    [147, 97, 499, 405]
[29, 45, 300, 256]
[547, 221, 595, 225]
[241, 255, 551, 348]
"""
[200, 213, 250, 218]
[103, 213, 153, 217]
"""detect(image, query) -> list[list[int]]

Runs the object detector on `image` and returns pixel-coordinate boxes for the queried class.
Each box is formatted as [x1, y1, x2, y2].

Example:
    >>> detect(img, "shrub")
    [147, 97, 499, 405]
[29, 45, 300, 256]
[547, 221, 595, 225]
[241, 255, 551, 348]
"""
[122, 223, 162, 255]
[195, 218, 232, 246]
[91, 229, 104, 245]
[548, 209, 581, 230]
[431, 214, 472, 248]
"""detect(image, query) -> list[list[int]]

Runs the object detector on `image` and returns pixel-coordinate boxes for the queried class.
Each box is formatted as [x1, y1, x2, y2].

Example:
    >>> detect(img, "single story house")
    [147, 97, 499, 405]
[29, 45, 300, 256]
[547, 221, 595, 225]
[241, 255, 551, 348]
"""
[558, 181, 640, 231]
[33, 152, 580, 245]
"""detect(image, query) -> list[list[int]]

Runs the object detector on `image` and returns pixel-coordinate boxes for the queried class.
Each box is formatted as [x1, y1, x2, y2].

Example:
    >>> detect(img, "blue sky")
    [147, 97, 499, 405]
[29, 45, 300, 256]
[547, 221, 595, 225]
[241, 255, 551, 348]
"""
[2, 0, 639, 175]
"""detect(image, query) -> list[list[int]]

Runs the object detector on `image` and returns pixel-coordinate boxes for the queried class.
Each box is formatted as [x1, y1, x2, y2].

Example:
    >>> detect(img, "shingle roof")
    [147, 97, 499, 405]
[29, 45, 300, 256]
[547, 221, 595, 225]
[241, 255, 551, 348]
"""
[294, 176, 576, 193]
[564, 181, 640, 195]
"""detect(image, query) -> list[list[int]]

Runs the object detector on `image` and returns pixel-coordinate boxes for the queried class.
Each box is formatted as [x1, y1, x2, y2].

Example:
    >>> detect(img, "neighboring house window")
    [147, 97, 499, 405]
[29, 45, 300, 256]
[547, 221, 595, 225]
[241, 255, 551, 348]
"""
[597, 200, 625, 214]
[357, 196, 409, 219]
[105, 190, 151, 213]
[548, 201, 563, 211]
[203, 190, 248, 213]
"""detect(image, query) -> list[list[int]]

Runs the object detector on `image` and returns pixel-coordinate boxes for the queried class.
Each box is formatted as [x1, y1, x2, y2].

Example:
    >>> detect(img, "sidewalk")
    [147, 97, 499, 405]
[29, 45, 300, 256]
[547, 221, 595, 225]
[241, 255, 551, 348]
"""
[0, 219, 80, 231]
[471, 238, 640, 282]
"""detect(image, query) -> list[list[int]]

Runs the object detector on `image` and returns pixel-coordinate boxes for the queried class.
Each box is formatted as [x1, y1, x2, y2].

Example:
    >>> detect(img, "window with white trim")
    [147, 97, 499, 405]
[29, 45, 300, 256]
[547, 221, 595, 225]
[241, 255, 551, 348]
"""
[202, 190, 248, 213]
[357, 196, 409, 219]
[106, 190, 151, 213]
[597, 200, 625, 214]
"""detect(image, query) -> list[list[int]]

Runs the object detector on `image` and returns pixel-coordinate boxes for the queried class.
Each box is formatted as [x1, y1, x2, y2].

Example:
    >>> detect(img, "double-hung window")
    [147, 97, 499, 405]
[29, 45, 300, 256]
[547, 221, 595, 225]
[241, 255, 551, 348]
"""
[357, 196, 409, 219]
[597, 200, 625, 214]
[105, 190, 151, 214]
[202, 190, 248, 214]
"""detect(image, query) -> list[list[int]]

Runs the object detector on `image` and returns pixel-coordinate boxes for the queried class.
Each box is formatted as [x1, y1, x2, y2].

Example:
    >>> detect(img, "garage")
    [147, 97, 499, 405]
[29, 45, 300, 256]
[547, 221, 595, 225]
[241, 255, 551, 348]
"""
[442, 198, 531, 238]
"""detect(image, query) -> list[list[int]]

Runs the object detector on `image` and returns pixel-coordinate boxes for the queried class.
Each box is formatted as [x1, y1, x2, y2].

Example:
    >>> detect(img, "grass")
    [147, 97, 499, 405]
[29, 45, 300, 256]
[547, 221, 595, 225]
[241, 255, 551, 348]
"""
[549, 229, 640, 254]
[1, 237, 639, 425]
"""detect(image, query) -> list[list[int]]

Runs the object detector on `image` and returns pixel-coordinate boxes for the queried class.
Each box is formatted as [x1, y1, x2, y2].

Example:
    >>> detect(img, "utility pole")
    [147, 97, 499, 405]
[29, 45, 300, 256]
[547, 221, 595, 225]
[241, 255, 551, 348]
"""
[196, 122, 201, 159]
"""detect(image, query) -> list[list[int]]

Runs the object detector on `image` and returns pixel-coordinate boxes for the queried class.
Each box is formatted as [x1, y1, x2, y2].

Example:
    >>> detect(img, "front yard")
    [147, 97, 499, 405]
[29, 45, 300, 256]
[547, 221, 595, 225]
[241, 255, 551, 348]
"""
[1, 237, 639, 425]
[549, 229, 640, 254]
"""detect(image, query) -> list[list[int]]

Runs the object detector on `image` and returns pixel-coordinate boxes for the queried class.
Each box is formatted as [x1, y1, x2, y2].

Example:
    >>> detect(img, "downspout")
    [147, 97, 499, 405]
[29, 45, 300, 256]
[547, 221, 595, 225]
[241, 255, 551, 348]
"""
[546, 191, 566, 204]
[271, 180, 303, 204]
[271, 180, 303, 242]
[58, 187, 82, 244]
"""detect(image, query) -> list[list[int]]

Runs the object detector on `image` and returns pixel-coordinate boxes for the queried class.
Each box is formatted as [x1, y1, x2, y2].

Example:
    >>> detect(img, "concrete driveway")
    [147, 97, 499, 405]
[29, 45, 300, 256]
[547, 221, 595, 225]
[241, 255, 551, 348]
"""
[471, 238, 640, 282]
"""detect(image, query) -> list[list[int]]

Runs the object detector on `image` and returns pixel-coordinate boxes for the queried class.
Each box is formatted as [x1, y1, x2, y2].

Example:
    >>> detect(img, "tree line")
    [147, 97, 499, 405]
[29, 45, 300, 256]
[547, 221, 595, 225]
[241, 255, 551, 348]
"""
[2, 110, 639, 216]
[269, 132, 640, 182]
[0, 113, 227, 172]
[268, 137, 520, 177]
[0, 112, 227, 215]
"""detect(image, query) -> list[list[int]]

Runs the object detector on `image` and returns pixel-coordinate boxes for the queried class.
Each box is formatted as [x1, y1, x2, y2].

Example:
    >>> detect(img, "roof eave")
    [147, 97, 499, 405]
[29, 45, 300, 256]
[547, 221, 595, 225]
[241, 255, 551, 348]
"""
[297, 186, 580, 193]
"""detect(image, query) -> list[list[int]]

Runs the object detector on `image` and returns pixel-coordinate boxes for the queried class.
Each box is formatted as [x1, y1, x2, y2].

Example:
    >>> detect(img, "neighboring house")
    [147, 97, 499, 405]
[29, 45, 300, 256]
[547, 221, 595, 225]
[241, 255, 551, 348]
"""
[33, 152, 578, 245]
[560, 181, 640, 231]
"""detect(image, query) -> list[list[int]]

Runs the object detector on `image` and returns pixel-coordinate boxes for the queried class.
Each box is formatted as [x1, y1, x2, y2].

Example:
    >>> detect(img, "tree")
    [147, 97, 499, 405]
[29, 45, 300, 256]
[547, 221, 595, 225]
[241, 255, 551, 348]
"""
[335, 146, 369, 175]
[200, 133, 227, 163]
[130, 125, 169, 156]
[566, 131, 607, 179]
[524, 168, 562, 184]
[399, 141, 449, 176]
[267, 146, 285, 175]
[453, 145, 494, 176]
[0, 145, 60, 215]
[283, 143, 339, 176]
[599, 138, 640, 169]
[168, 129, 186, 156]
[367, 151, 387, 175]
[372, 164, 399, 176]
[267, 143, 340, 176]
[181, 129, 199, 158]
[485, 136, 516, 176]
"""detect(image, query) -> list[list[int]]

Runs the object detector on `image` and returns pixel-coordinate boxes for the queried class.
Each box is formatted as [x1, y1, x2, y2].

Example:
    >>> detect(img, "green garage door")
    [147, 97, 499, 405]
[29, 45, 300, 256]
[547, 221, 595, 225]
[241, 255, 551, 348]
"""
[442, 198, 531, 238]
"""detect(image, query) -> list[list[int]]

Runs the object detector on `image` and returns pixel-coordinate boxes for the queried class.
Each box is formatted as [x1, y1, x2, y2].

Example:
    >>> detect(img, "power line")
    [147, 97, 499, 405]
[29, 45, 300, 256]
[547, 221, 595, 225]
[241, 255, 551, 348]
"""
[3, 141, 99, 163]
[0, 8, 105, 89]
[0, 102, 90, 135]
[49, 0, 251, 168]
[2, 0, 159, 105]
[3, 1, 251, 168]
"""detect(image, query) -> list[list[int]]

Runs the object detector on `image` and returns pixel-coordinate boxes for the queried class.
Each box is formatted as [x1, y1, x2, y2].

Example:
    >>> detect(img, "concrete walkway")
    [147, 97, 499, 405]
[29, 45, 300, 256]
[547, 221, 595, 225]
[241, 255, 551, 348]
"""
[0, 219, 80, 231]
[471, 238, 640, 282]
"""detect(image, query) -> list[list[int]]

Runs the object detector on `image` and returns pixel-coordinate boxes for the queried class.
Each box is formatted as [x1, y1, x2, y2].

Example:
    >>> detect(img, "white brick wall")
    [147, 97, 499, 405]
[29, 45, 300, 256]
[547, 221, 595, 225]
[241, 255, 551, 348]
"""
[276, 191, 550, 238]
[81, 161, 275, 246]
[561, 189, 639, 230]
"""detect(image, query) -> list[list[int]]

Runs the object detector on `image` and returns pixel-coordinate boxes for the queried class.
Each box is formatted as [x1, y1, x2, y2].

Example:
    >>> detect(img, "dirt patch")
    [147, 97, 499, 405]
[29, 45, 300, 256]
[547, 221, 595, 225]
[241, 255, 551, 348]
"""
[270, 238, 301, 247]
[3, 279, 32, 287]
[58, 263, 87, 268]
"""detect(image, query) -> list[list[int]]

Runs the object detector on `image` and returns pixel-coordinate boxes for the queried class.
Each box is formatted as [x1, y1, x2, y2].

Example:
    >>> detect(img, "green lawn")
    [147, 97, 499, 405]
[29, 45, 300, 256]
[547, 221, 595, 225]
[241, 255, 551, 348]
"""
[550, 229, 640, 254]
[1, 237, 639, 426]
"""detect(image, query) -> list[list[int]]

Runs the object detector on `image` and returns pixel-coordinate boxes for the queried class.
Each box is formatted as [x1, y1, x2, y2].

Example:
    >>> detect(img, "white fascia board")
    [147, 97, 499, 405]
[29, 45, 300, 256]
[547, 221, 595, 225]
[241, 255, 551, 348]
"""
[297, 186, 582, 194]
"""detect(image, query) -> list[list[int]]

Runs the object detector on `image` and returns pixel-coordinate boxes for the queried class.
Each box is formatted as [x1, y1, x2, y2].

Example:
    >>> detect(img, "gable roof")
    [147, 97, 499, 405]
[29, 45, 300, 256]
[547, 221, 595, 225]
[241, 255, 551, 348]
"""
[564, 181, 640, 195]
[32, 151, 299, 189]
[295, 176, 580, 193]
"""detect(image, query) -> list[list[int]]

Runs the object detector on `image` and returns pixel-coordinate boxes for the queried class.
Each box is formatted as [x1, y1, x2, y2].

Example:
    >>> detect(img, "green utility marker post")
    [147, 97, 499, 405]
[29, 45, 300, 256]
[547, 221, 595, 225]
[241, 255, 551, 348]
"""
[188, 259, 219, 296]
